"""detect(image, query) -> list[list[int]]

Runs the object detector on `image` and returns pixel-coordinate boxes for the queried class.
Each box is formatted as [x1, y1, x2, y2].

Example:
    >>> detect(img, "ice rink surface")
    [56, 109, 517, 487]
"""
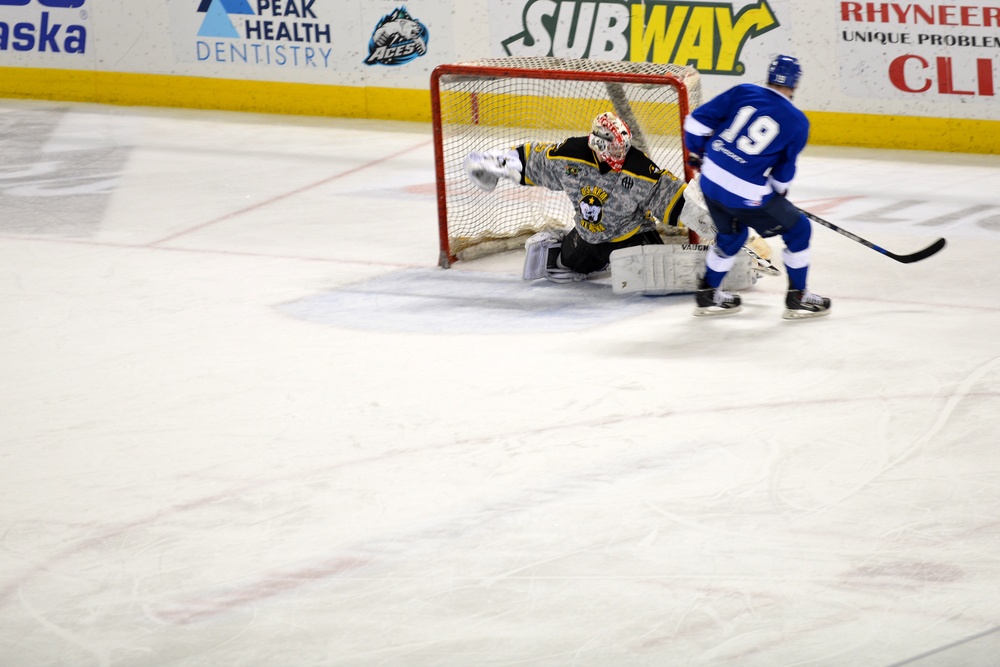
[2, 99, 1000, 667]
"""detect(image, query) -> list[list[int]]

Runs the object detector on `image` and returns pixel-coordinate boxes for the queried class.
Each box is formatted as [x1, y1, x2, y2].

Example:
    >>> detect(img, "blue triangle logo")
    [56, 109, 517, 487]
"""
[220, 0, 255, 14]
[198, 0, 240, 38]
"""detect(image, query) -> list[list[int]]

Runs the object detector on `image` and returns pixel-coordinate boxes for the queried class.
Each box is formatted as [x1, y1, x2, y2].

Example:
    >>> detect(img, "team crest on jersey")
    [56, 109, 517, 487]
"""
[364, 7, 428, 66]
[579, 186, 609, 232]
[620, 176, 634, 190]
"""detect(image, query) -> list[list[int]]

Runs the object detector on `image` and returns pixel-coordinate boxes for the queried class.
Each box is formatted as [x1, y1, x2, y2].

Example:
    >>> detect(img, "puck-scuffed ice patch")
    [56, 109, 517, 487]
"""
[279, 269, 668, 334]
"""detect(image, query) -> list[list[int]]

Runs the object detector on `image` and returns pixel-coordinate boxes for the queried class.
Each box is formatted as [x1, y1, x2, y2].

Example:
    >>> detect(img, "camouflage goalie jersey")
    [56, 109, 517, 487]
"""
[514, 136, 686, 245]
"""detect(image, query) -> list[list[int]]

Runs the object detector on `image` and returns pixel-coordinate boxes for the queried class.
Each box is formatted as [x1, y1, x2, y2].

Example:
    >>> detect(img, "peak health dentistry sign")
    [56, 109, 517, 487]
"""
[169, 0, 341, 69]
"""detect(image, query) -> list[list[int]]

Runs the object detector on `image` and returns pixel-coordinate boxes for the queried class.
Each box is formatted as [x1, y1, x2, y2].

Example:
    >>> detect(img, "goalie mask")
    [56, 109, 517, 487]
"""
[588, 112, 632, 172]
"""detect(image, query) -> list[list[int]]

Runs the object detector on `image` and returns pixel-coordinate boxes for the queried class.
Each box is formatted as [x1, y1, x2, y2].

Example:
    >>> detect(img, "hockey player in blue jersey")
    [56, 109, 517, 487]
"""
[683, 54, 831, 319]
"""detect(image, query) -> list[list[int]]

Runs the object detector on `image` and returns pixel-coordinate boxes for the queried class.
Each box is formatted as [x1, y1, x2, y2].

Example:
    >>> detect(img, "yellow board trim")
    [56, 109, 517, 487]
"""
[0, 67, 431, 122]
[806, 110, 1000, 155]
[2, 67, 999, 154]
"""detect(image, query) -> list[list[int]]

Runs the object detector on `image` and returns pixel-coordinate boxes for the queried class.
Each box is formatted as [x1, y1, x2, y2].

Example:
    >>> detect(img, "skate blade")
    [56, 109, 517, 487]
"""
[782, 308, 831, 320]
[694, 305, 743, 317]
[545, 273, 586, 284]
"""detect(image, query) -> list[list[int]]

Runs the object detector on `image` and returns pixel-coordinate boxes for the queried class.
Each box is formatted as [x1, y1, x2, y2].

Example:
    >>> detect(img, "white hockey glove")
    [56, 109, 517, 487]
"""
[463, 148, 522, 192]
[767, 175, 790, 197]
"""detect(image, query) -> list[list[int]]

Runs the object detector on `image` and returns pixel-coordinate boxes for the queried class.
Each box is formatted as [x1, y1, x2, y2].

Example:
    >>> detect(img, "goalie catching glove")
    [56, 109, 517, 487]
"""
[678, 175, 714, 241]
[463, 148, 523, 192]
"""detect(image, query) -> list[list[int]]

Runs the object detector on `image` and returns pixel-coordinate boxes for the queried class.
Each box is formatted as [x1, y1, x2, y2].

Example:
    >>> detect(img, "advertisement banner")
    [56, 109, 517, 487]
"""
[486, 0, 795, 97]
[163, 0, 450, 86]
[837, 1, 999, 104]
[0, 0, 90, 63]
[166, 0, 362, 75]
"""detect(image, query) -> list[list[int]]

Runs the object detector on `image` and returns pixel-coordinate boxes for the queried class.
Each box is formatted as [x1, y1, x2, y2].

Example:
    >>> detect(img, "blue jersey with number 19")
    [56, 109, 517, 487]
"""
[683, 83, 809, 209]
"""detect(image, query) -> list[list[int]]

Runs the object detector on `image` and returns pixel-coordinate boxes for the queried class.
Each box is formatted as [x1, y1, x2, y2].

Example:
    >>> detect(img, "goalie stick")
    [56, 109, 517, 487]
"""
[799, 208, 946, 264]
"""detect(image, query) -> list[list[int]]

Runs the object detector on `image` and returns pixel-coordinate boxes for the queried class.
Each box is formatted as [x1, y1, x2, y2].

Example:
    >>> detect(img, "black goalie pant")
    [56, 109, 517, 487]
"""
[560, 227, 663, 274]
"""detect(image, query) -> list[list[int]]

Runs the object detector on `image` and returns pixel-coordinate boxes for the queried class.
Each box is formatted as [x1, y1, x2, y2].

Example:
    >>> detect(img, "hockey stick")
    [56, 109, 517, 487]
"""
[799, 208, 946, 264]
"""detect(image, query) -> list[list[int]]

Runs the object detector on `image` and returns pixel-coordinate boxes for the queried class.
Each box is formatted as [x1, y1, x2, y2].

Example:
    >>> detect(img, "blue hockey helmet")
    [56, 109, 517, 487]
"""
[767, 55, 802, 88]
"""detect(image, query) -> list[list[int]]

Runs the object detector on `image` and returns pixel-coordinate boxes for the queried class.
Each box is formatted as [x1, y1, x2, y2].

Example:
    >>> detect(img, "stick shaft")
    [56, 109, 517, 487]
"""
[799, 208, 946, 264]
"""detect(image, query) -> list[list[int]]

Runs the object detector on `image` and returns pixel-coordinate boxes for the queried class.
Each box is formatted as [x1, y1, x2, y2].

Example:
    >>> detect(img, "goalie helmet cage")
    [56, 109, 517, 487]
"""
[431, 57, 703, 268]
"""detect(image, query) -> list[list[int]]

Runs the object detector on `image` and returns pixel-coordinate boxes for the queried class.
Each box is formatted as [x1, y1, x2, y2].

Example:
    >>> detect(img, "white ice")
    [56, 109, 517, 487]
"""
[2, 99, 1000, 667]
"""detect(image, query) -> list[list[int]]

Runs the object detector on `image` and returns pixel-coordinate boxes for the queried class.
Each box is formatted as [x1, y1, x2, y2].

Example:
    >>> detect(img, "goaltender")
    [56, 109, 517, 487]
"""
[462, 111, 773, 293]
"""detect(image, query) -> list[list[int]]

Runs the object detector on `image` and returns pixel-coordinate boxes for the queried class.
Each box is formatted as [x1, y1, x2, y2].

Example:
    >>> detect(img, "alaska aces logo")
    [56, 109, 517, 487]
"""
[364, 7, 428, 66]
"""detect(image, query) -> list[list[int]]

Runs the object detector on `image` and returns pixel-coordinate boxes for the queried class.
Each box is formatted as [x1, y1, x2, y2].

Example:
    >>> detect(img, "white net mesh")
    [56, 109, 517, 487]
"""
[432, 57, 702, 266]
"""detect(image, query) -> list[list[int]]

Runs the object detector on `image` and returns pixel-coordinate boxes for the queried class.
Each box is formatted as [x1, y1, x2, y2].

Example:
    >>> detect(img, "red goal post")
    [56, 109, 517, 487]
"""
[430, 57, 703, 268]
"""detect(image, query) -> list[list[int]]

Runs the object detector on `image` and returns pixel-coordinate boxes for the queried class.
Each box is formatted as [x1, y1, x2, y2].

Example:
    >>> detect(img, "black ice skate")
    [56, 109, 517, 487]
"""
[783, 288, 831, 320]
[693, 279, 742, 317]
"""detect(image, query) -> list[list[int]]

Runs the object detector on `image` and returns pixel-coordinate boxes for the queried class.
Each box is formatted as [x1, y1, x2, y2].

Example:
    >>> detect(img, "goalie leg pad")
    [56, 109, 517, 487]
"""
[523, 229, 580, 281]
[721, 250, 756, 291]
[611, 244, 702, 295]
[523, 230, 560, 280]
[610, 244, 757, 295]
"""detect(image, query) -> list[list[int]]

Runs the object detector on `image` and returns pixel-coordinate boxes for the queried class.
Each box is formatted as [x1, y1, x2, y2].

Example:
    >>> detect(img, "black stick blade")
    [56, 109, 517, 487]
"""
[885, 237, 947, 264]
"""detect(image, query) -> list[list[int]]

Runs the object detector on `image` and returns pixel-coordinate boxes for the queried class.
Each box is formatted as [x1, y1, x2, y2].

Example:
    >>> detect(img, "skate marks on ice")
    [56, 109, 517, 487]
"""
[791, 188, 1000, 245]
[886, 624, 1000, 667]
[144, 437, 696, 627]
[278, 268, 685, 334]
[0, 106, 132, 237]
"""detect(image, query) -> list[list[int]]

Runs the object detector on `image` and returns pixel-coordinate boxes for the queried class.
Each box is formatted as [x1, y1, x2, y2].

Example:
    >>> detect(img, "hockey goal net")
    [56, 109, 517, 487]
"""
[431, 57, 702, 268]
